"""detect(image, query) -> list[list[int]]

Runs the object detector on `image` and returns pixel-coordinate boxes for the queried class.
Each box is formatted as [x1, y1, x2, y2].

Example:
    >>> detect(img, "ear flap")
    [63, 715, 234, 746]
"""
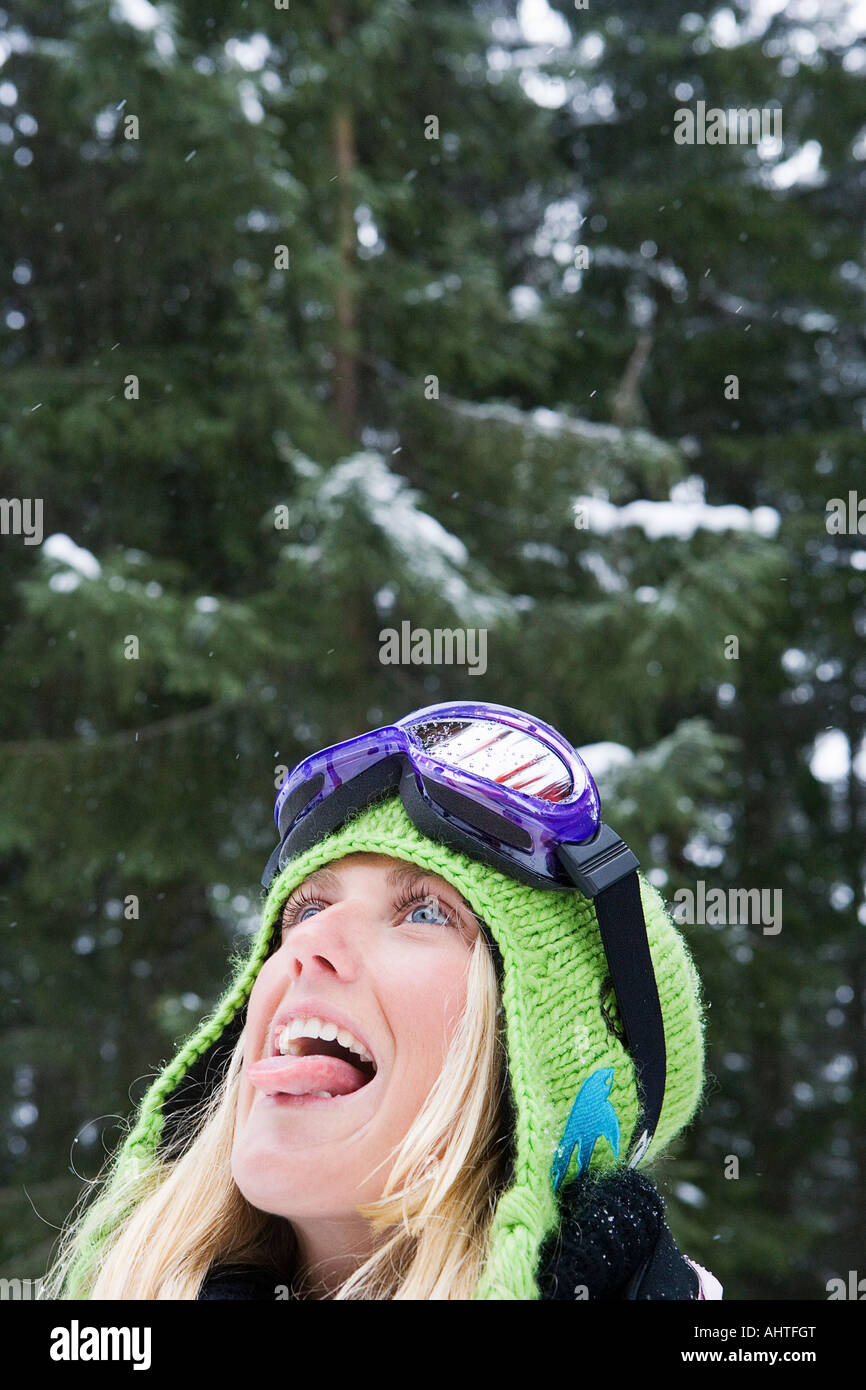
[158, 1007, 247, 1158]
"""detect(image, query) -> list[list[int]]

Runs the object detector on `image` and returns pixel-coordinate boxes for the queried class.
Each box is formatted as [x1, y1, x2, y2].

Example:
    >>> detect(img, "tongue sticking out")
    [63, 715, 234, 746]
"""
[246, 1054, 370, 1097]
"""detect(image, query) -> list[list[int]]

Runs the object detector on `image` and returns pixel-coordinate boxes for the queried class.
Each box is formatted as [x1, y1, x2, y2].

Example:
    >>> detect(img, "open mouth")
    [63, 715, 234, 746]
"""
[246, 1016, 378, 1100]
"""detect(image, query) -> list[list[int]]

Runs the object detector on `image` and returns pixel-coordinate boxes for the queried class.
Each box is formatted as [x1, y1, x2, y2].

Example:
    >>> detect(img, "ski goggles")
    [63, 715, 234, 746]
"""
[261, 700, 666, 1172]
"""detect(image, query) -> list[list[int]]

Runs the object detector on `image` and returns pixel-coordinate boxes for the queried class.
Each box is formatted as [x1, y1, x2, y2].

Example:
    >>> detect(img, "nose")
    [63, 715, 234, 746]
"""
[281, 899, 362, 983]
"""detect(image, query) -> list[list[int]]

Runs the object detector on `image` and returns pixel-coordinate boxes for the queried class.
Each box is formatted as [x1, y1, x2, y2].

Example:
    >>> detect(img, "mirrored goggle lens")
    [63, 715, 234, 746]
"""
[408, 718, 573, 802]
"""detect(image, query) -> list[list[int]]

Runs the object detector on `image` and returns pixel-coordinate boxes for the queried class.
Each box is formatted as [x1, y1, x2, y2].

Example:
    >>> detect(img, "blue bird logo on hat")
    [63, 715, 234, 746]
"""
[550, 1066, 621, 1192]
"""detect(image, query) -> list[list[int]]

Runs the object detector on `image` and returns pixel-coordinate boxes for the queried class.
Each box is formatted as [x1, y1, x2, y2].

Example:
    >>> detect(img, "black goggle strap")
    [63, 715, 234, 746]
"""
[557, 828, 667, 1167]
[261, 840, 285, 890]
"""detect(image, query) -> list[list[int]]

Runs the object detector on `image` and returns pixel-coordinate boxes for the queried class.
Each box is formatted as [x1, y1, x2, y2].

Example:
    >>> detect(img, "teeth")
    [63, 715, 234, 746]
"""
[311, 1090, 334, 1098]
[276, 1017, 375, 1067]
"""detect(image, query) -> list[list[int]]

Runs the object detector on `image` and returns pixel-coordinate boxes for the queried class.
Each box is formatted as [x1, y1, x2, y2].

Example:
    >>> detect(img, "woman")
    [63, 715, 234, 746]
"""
[44, 701, 721, 1299]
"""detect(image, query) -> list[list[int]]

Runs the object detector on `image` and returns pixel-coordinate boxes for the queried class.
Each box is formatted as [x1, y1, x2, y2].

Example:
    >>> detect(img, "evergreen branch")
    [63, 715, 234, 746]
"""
[365, 350, 673, 451]
[0, 697, 252, 755]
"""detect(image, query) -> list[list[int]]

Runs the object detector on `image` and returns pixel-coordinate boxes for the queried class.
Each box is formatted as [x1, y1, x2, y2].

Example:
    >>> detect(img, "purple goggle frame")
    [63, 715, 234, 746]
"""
[261, 701, 666, 1177]
[265, 701, 608, 891]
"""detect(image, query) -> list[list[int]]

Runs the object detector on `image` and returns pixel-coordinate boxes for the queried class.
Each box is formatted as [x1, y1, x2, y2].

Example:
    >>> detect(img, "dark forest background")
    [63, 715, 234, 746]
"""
[2, 0, 865, 1299]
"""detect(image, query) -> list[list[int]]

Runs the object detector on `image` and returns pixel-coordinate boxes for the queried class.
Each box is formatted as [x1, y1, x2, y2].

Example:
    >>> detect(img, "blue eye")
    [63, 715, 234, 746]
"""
[281, 894, 325, 931]
[407, 897, 451, 926]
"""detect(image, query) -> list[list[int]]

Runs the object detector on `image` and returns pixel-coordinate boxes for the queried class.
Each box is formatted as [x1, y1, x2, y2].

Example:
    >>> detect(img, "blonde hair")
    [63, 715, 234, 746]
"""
[43, 924, 511, 1300]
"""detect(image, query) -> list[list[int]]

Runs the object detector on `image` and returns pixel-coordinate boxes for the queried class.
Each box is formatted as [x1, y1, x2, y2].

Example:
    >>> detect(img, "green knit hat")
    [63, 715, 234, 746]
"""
[118, 796, 706, 1300]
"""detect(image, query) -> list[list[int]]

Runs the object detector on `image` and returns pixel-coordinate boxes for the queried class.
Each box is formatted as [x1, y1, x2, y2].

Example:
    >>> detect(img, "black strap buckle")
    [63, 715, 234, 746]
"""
[557, 823, 640, 896]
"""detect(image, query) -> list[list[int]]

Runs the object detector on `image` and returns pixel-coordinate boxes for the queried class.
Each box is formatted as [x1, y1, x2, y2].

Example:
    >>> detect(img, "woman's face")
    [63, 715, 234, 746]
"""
[231, 853, 481, 1223]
